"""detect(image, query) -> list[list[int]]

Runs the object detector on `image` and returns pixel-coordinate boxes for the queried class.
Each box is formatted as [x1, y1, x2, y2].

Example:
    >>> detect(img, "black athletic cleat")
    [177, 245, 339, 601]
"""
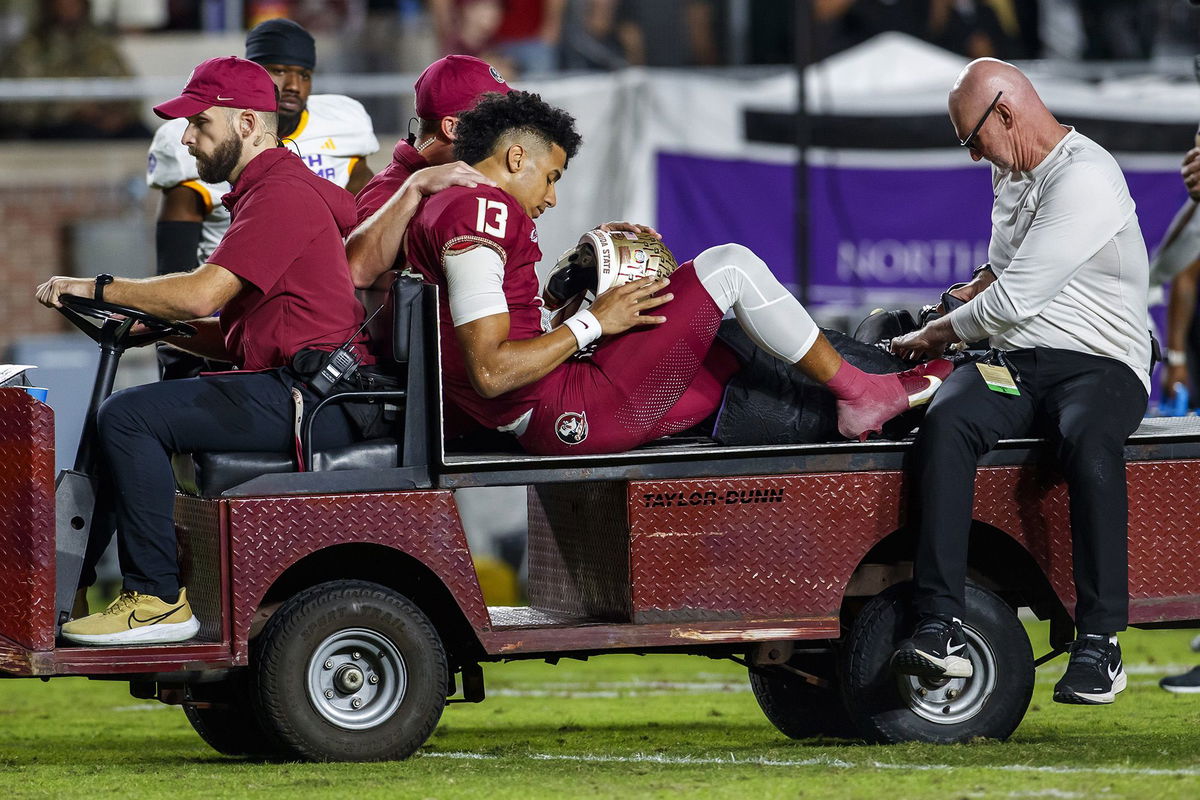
[1159, 665, 1200, 694]
[1053, 634, 1126, 705]
[891, 615, 973, 679]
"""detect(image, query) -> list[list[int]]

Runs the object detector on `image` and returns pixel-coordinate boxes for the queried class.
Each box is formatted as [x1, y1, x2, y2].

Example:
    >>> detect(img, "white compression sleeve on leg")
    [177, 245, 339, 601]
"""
[693, 243, 819, 363]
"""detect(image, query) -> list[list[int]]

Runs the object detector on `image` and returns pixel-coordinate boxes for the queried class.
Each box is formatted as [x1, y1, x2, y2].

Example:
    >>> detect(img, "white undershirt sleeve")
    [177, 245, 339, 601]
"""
[443, 244, 510, 326]
[1149, 200, 1200, 285]
[950, 164, 1128, 344]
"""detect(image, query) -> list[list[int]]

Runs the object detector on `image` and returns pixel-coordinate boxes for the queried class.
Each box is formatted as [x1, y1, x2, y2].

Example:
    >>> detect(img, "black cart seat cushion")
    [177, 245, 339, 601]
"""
[172, 438, 399, 497]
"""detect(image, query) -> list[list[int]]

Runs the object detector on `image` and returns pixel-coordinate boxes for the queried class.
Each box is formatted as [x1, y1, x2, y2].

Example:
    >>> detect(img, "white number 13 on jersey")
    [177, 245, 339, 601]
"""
[475, 197, 508, 237]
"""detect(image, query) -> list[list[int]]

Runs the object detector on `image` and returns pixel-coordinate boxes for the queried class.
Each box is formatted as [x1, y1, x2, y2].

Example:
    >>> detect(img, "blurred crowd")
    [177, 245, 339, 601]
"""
[1, 0, 1199, 140]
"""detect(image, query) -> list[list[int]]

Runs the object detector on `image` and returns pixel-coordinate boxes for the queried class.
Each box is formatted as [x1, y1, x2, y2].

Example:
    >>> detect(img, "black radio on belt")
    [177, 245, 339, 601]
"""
[309, 344, 363, 396]
[306, 302, 386, 397]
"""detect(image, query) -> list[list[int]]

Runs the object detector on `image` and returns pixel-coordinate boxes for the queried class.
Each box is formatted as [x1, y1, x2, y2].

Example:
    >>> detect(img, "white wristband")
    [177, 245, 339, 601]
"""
[563, 309, 602, 350]
[1167, 348, 1188, 367]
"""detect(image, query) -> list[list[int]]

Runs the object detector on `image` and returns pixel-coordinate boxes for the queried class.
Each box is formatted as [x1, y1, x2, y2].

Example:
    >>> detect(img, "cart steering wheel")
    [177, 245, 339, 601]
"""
[57, 294, 196, 348]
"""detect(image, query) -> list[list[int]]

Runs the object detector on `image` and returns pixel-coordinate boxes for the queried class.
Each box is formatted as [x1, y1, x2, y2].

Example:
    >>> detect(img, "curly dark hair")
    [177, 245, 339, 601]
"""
[453, 90, 582, 168]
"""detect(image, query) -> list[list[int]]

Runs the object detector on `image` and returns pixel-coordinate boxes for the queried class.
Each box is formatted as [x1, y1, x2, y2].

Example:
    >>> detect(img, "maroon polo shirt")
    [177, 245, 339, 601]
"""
[353, 139, 430, 228]
[209, 147, 371, 371]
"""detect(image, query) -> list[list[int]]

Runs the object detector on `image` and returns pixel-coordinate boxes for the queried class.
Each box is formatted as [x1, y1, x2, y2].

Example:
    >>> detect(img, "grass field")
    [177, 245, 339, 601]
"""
[1, 622, 1199, 799]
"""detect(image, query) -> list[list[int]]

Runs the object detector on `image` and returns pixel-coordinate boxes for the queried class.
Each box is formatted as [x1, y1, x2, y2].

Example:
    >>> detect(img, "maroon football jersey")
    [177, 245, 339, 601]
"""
[404, 184, 547, 433]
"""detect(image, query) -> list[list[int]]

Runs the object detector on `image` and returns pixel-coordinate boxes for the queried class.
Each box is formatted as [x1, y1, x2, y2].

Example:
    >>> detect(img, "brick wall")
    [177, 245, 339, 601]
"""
[0, 138, 399, 358]
[0, 142, 154, 357]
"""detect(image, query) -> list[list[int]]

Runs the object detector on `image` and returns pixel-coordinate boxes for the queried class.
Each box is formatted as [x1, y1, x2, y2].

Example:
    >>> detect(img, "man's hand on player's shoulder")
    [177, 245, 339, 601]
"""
[404, 162, 497, 198]
[587, 276, 672, 336]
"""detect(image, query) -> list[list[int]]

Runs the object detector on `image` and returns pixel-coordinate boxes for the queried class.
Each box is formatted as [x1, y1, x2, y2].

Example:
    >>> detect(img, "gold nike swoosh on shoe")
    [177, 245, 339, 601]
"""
[127, 604, 186, 628]
[907, 375, 943, 408]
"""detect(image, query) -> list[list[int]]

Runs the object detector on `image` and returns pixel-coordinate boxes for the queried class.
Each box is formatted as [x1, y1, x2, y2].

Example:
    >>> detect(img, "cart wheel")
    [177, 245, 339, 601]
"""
[252, 580, 448, 761]
[840, 580, 1033, 744]
[182, 671, 284, 758]
[749, 650, 856, 739]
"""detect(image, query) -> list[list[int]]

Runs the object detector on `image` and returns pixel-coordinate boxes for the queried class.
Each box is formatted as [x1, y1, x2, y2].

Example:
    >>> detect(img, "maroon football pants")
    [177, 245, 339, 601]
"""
[517, 262, 739, 455]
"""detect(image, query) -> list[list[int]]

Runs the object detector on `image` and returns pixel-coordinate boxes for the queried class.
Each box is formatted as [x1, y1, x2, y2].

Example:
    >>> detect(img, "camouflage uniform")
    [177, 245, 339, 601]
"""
[0, 21, 144, 138]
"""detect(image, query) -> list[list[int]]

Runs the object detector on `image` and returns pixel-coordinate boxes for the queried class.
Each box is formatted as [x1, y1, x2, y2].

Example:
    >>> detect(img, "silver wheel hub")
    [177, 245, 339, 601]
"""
[306, 627, 406, 730]
[896, 624, 998, 725]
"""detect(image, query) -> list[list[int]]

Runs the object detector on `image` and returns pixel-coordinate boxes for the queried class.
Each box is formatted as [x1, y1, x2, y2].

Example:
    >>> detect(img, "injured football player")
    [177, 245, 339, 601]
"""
[401, 90, 953, 455]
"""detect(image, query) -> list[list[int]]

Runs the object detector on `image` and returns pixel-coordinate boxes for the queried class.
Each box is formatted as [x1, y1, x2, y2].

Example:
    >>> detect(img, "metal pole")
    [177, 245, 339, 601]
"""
[727, 0, 750, 66]
[794, 0, 814, 305]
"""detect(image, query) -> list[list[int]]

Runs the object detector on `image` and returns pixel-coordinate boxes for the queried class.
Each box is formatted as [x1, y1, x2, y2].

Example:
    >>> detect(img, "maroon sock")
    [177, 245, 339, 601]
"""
[824, 359, 875, 402]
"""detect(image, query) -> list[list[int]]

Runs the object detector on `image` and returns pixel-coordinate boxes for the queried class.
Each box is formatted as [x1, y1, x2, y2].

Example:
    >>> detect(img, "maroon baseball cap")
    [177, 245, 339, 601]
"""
[153, 56, 278, 120]
[414, 55, 508, 120]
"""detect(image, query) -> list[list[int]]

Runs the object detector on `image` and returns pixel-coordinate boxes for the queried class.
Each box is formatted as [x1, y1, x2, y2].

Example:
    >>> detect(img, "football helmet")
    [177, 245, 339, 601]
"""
[544, 229, 678, 309]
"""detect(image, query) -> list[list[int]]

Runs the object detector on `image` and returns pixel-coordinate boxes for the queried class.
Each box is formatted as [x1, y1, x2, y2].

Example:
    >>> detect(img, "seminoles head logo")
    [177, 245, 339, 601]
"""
[555, 411, 588, 445]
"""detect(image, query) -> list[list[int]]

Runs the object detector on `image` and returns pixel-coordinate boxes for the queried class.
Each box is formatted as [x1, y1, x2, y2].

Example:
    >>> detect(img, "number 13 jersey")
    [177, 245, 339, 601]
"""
[404, 184, 545, 434]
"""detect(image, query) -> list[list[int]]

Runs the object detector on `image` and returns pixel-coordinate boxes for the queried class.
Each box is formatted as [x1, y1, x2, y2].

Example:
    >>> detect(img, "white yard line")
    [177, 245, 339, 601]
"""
[421, 750, 1200, 778]
[488, 681, 750, 698]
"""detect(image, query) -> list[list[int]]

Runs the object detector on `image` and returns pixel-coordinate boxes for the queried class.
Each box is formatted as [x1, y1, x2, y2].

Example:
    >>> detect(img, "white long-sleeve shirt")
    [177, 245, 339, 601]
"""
[949, 128, 1151, 392]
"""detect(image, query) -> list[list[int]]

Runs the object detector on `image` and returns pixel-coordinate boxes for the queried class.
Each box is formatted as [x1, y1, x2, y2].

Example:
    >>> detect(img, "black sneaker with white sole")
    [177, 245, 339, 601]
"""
[891, 615, 973, 679]
[1159, 665, 1200, 694]
[1053, 634, 1125, 705]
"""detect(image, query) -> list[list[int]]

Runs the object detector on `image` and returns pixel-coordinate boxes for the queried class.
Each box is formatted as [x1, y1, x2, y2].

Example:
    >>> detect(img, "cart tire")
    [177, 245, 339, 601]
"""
[841, 580, 1033, 744]
[252, 579, 448, 761]
[183, 671, 283, 758]
[749, 651, 856, 739]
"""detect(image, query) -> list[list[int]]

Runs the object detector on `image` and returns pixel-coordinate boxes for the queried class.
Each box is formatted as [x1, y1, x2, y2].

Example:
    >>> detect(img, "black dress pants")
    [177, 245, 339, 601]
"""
[910, 347, 1147, 634]
[81, 370, 356, 599]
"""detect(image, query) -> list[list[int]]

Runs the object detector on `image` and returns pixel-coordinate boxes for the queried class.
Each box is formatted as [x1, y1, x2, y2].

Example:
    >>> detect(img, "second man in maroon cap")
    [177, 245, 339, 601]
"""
[348, 55, 510, 287]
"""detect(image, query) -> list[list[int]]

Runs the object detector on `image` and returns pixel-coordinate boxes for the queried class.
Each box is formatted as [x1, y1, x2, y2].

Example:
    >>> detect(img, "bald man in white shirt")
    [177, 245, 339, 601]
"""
[888, 58, 1151, 706]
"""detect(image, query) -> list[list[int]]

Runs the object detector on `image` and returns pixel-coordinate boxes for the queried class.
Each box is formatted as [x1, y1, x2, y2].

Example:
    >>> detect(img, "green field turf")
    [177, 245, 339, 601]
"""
[1, 622, 1199, 799]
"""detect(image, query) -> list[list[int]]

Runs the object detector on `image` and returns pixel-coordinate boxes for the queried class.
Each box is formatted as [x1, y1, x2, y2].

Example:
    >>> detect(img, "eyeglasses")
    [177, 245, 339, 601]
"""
[958, 90, 1003, 150]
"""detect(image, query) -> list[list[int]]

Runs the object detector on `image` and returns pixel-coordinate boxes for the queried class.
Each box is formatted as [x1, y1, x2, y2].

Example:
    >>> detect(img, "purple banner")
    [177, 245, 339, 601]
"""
[657, 151, 1188, 307]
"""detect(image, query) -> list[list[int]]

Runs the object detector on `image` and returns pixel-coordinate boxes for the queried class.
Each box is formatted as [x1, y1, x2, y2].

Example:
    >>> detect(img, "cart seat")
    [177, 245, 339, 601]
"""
[172, 273, 431, 498]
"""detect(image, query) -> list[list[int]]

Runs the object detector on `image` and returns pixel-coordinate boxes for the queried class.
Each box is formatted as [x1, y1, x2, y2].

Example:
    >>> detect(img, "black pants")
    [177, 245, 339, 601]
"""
[910, 348, 1147, 634]
[81, 370, 356, 599]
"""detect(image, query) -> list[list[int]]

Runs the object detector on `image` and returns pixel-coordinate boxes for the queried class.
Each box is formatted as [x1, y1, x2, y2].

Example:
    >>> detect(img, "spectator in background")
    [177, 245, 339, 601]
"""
[619, 0, 721, 67]
[560, 0, 721, 71]
[560, 0, 629, 71]
[927, 0, 1019, 60]
[430, 0, 565, 77]
[1079, 0, 1156, 60]
[0, 0, 149, 139]
[812, 0, 1035, 61]
[812, 0, 928, 59]
[490, 0, 566, 74]
[429, 0, 502, 57]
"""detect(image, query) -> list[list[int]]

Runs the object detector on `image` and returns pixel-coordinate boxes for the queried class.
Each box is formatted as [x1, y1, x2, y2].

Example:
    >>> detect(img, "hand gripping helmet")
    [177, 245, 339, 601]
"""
[544, 229, 679, 309]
